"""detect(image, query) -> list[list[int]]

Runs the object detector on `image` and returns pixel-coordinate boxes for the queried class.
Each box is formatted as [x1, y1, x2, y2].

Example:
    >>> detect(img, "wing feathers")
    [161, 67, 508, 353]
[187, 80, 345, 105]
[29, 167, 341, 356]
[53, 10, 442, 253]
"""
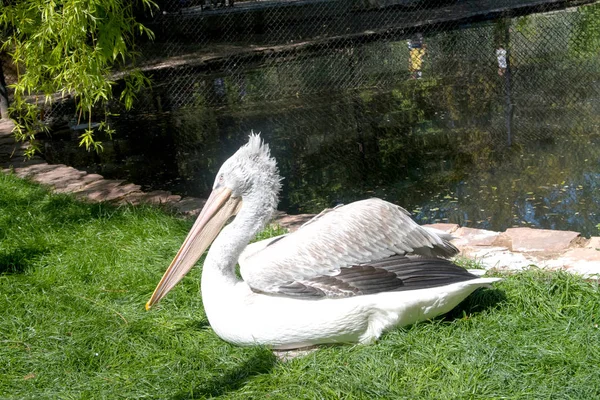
[240, 198, 462, 297]
[270, 255, 477, 298]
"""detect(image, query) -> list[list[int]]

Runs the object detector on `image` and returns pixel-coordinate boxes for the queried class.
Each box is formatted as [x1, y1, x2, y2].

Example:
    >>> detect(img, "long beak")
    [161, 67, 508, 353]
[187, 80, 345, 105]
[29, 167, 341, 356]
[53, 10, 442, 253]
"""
[145, 187, 242, 310]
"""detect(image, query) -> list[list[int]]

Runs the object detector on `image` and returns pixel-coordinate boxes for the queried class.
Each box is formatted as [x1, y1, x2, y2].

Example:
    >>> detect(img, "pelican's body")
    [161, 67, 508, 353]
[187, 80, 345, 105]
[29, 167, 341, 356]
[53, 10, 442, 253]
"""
[203, 266, 493, 350]
[147, 134, 500, 350]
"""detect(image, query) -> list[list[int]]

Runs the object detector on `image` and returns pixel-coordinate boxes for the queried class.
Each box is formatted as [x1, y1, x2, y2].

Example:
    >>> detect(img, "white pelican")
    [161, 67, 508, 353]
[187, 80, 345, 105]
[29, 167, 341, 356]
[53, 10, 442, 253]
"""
[146, 134, 500, 350]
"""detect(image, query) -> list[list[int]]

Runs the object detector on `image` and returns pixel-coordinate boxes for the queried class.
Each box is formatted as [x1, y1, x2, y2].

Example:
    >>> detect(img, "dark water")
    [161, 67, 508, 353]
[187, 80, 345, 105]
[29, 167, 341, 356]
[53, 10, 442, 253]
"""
[42, 7, 600, 236]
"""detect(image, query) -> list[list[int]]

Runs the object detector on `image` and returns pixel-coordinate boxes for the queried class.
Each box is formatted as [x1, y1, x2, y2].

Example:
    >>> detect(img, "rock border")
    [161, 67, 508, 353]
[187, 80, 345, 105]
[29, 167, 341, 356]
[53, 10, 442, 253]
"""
[423, 224, 600, 277]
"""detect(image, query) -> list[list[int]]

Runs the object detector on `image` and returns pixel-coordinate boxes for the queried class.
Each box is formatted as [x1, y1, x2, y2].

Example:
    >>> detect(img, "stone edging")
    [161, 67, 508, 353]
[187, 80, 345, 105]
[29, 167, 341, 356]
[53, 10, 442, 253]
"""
[2, 119, 599, 276]
[424, 224, 600, 276]
[0, 119, 206, 214]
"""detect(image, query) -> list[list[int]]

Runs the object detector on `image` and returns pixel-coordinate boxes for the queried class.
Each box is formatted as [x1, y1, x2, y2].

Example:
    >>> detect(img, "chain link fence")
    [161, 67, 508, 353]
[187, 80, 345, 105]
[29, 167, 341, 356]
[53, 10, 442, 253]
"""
[8, 0, 600, 234]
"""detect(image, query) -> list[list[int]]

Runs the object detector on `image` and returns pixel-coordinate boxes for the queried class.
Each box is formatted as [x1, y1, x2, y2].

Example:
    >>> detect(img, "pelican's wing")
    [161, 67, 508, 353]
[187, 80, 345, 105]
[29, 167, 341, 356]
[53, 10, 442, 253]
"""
[240, 198, 465, 298]
[273, 255, 477, 298]
[238, 205, 341, 267]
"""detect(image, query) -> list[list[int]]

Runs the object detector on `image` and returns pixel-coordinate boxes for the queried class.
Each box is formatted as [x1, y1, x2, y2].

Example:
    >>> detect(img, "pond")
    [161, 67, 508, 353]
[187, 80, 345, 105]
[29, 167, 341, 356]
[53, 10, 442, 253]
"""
[42, 6, 600, 236]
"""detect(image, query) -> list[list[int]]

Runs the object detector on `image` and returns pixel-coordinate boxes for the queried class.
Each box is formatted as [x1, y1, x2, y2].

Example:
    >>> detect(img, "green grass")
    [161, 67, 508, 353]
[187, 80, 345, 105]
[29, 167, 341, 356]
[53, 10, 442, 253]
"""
[1, 171, 600, 399]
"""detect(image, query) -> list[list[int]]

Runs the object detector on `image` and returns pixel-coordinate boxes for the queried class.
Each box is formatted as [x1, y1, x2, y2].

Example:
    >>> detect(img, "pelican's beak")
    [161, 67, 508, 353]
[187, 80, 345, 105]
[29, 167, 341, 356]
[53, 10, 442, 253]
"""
[145, 186, 242, 310]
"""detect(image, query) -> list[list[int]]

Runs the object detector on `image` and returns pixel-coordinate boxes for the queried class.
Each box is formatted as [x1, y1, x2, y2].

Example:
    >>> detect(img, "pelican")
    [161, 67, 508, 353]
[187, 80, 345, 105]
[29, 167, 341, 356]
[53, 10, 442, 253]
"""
[146, 134, 500, 350]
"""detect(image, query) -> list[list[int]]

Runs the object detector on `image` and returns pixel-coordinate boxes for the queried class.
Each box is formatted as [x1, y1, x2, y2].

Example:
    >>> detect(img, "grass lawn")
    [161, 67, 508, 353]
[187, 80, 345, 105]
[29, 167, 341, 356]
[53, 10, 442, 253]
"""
[1, 171, 600, 399]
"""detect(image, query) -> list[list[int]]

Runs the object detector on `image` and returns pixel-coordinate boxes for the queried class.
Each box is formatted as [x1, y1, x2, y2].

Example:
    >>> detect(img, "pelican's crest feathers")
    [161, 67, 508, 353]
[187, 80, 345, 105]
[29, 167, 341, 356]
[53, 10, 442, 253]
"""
[228, 132, 282, 209]
[234, 132, 277, 172]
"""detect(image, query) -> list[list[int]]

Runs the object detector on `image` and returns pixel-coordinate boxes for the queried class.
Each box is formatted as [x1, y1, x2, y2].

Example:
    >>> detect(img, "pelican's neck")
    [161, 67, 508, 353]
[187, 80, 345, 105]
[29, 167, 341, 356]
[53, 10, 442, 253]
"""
[202, 191, 274, 287]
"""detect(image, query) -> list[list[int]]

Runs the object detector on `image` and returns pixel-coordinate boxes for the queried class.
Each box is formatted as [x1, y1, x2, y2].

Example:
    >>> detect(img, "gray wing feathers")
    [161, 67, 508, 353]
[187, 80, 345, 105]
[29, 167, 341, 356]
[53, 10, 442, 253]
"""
[240, 198, 460, 296]
[276, 255, 477, 298]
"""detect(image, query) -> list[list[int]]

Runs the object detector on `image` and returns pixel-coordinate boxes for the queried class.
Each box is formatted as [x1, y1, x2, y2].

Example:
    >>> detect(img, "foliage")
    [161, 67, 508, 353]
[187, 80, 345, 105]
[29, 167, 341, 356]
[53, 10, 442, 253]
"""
[0, 0, 156, 156]
[1, 172, 600, 399]
[572, 3, 600, 57]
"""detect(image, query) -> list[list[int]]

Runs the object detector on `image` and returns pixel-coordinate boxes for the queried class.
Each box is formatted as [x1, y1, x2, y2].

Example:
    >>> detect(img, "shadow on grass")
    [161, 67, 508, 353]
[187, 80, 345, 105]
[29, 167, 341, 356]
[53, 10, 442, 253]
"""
[1, 191, 125, 275]
[172, 349, 277, 399]
[2, 173, 138, 227]
[443, 287, 507, 321]
[184, 319, 211, 331]
[41, 195, 125, 224]
[0, 246, 50, 274]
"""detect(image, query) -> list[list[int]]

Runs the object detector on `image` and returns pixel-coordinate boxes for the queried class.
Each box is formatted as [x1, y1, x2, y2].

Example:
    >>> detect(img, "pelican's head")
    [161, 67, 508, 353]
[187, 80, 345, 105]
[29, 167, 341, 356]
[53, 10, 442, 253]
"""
[145, 133, 281, 309]
[214, 132, 281, 207]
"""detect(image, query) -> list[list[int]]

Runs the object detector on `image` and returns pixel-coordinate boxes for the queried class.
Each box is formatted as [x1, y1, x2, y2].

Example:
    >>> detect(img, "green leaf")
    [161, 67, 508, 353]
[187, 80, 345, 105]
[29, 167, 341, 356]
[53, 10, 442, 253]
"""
[1, 0, 157, 155]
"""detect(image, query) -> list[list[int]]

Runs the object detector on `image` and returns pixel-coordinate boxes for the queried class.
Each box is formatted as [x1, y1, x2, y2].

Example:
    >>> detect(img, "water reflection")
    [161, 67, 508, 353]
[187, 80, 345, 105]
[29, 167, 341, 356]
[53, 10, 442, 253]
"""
[42, 7, 600, 236]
